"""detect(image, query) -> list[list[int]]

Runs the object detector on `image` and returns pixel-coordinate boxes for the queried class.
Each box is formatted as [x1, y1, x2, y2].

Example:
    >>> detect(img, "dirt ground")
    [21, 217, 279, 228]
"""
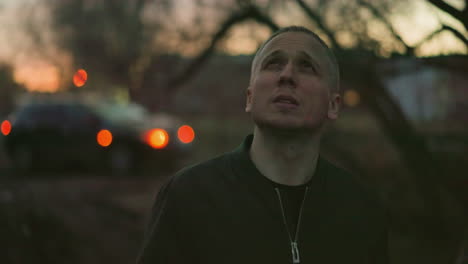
[0, 172, 166, 264]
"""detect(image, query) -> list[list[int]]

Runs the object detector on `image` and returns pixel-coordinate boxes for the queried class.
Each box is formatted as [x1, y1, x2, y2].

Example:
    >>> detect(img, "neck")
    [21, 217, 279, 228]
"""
[249, 126, 320, 186]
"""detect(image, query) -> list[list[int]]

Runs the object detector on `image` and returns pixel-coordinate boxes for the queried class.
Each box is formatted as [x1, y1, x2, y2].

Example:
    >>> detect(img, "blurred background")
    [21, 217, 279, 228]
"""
[0, 0, 467, 263]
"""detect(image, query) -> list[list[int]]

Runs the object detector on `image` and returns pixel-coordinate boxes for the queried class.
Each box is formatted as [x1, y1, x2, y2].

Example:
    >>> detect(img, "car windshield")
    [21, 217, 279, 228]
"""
[94, 102, 148, 124]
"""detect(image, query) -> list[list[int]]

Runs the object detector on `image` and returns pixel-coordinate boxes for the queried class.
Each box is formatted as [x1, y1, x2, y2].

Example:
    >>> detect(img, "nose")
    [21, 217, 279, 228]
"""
[278, 62, 296, 87]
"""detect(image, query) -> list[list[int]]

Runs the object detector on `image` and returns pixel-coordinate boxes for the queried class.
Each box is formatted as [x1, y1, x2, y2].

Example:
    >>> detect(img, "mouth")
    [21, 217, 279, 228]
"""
[273, 95, 299, 106]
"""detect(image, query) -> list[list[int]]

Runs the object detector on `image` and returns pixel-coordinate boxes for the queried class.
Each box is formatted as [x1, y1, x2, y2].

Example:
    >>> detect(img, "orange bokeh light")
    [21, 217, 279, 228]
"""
[177, 125, 195, 143]
[146, 129, 169, 149]
[1, 120, 11, 136]
[73, 69, 88, 87]
[97, 129, 113, 147]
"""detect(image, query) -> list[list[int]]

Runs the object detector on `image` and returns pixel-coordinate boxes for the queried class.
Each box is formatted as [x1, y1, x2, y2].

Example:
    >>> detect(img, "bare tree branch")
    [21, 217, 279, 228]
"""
[358, 1, 415, 55]
[167, 5, 279, 90]
[294, 0, 341, 50]
[415, 26, 447, 48]
[442, 24, 468, 46]
[427, 0, 468, 30]
[414, 24, 468, 49]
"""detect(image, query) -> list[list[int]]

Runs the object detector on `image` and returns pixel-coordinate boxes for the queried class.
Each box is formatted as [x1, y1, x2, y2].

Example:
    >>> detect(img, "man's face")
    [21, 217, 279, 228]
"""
[246, 32, 340, 133]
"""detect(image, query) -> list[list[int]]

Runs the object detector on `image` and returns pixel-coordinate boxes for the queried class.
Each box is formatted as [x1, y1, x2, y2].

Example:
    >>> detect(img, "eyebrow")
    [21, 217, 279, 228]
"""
[260, 50, 285, 65]
[260, 50, 321, 71]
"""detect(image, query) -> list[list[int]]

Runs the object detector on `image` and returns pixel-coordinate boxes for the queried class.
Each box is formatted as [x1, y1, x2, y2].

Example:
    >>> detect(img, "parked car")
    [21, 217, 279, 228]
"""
[1, 99, 195, 174]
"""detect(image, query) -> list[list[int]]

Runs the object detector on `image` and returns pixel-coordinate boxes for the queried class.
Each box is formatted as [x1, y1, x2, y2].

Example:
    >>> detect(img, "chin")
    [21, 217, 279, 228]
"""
[255, 117, 304, 133]
[253, 115, 325, 135]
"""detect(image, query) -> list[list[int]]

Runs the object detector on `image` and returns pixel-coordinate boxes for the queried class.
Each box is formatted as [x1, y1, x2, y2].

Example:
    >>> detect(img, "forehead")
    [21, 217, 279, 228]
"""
[257, 32, 329, 63]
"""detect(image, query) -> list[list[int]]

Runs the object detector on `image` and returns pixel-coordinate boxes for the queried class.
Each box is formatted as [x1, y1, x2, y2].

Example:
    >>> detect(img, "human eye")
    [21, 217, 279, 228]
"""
[298, 60, 316, 73]
[263, 58, 283, 71]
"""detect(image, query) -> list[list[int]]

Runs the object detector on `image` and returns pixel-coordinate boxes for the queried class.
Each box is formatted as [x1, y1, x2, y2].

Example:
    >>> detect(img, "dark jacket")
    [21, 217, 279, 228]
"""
[137, 135, 389, 264]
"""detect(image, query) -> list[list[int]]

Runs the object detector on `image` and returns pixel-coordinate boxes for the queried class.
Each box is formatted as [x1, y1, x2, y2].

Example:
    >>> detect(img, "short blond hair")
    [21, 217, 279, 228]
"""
[250, 26, 340, 92]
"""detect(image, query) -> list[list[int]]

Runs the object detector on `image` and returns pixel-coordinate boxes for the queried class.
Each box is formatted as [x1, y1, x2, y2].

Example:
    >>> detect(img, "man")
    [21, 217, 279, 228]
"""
[137, 26, 389, 264]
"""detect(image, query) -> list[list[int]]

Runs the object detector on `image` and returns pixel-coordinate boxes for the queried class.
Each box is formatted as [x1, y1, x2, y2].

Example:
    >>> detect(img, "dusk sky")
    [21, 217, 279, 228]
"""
[0, 0, 466, 93]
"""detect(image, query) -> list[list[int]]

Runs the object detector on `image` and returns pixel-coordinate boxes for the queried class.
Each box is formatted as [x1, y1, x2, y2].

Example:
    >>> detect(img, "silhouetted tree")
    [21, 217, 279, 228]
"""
[0, 65, 19, 117]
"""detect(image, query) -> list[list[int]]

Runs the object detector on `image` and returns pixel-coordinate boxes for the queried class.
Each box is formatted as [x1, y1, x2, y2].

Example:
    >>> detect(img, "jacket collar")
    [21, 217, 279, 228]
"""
[228, 134, 331, 217]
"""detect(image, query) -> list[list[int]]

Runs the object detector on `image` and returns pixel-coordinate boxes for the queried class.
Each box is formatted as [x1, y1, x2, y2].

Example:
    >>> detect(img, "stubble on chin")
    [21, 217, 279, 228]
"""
[253, 115, 309, 136]
[251, 111, 328, 137]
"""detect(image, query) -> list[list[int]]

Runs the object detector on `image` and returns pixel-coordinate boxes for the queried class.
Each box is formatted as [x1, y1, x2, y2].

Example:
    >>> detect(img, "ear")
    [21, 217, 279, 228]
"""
[327, 92, 341, 120]
[245, 87, 253, 113]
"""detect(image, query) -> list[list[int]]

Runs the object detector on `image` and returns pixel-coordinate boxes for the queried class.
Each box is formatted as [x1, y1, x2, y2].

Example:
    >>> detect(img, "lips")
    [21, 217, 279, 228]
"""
[273, 95, 299, 106]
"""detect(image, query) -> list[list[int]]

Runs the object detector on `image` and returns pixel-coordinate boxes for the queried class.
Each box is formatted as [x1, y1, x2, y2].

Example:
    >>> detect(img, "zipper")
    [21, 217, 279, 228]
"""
[275, 186, 309, 264]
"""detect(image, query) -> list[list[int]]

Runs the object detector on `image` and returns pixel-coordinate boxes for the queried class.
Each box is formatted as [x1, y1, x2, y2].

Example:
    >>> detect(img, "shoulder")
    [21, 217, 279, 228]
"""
[164, 152, 233, 194]
[320, 158, 386, 214]
[176, 152, 231, 180]
[319, 157, 361, 189]
[321, 158, 372, 193]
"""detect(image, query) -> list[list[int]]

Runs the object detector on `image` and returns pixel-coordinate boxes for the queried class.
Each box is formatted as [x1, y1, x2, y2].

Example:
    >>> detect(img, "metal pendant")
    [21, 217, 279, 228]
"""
[291, 241, 300, 264]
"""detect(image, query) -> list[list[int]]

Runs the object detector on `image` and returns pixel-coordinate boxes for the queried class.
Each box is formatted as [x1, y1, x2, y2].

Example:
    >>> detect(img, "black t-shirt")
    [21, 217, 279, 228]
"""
[270, 181, 309, 238]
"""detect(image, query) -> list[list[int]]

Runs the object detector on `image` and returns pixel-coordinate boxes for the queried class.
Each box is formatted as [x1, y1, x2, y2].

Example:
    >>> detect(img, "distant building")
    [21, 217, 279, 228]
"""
[379, 56, 468, 123]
